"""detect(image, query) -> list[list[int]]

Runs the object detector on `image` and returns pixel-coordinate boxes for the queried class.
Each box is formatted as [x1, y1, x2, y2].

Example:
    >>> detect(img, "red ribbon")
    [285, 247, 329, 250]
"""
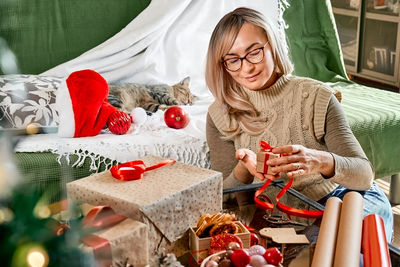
[254, 179, 274, 211]
[275, 178, 324, 218]
[110, 158, 176, 181]
[255, 141, 323, 218]
[81, 206, 127, 267]
[259, 141, 274, 175]
[260, 153, 272, 174]
[254, 178, 323, 218]
[82, 205, 126, 229]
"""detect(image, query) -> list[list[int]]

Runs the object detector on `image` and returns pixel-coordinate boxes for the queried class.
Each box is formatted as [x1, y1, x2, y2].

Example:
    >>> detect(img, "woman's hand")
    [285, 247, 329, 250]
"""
[268, 145, 335, 178]
[234, 148, 280, 182]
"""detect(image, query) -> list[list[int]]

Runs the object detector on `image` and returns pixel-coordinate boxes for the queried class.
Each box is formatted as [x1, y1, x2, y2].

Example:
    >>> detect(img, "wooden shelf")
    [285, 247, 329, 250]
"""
[348, 73, 400, 92]
[332, 0, 400, 89]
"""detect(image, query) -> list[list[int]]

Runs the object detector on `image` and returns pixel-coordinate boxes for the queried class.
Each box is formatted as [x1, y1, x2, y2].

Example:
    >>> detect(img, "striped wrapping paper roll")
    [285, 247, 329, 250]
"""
[362, 214, 391, 267]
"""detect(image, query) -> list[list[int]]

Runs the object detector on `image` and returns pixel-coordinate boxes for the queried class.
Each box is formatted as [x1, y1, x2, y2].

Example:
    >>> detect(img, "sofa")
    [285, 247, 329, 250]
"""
[1, 0, 400, 204]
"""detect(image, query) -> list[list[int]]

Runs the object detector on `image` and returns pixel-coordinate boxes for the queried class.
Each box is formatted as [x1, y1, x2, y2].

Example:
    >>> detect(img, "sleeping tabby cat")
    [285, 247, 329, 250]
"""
[108, 77, 195, 114]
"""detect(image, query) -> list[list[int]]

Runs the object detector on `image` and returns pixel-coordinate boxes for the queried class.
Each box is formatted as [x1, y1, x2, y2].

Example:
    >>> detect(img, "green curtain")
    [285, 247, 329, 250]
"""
[1, 0, 151, 202]
[284, 0, 349, 83]
[0, 0, 151, 75]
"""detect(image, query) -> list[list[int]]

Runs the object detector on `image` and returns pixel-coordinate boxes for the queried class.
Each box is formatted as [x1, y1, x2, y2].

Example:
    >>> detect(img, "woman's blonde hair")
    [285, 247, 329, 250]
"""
[205, 7, 293, 137]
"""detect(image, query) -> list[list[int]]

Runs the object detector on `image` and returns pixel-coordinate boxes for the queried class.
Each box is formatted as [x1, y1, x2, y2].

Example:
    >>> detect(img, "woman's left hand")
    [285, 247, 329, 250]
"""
[268, 145, 335, 178]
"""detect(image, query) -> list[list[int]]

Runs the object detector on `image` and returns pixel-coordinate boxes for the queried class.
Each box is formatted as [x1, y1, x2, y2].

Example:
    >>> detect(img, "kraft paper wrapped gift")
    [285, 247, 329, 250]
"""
[80, 205, 149, 267]
[256, 150, 280, 175]
[67, 155, 223, 266]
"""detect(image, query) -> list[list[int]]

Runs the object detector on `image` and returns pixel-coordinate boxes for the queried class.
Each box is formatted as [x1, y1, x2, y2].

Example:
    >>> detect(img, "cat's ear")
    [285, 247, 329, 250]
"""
[180, 76, 190, 86]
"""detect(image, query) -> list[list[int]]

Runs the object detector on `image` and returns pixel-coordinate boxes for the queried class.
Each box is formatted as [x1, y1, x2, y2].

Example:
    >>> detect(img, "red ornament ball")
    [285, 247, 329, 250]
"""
[107, 111, 132, 135]
[250, 232, 260, 246]
[164, 106, 190, 129]
[231, 249, 251, 267]
[263, 247, 283, 266]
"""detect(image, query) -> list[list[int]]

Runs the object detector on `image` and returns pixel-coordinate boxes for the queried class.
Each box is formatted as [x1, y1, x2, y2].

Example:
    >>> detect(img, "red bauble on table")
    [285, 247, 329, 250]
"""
[230, 249, 251, 267]
[164, 106, 190, 129]
[250, 233, 260, 246]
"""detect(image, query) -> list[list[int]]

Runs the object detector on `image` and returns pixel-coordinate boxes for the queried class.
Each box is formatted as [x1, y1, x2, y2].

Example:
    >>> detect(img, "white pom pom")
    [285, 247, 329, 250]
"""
[131, 107, 147, 126]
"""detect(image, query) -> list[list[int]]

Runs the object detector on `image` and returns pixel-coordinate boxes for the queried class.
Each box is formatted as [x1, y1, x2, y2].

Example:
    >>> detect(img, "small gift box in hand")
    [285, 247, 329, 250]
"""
[256, 141, 280, 175]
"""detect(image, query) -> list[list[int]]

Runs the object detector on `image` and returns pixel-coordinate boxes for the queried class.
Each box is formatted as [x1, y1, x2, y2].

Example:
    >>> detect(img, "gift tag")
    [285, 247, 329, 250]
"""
[259, 228, 309, 244]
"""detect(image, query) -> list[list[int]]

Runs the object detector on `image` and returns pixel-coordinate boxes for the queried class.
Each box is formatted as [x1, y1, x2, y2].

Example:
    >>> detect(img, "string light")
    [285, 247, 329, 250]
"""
[33, 205, 51, 219]
[26, 247, 49, 267]
[0, 207, 13, 224]
[26, 123, 40, 135]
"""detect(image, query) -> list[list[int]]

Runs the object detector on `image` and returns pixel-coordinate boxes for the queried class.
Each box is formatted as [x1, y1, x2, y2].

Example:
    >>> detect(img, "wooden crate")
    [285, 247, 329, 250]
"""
[189, 221, 250, 263]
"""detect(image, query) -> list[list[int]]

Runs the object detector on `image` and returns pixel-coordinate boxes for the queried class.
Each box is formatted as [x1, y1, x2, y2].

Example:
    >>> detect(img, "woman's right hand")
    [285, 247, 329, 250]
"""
[235, 148, 278, 182]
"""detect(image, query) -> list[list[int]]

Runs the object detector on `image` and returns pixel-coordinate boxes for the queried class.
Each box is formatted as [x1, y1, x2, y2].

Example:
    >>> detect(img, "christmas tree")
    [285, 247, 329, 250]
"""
[0, 133, 89, 267]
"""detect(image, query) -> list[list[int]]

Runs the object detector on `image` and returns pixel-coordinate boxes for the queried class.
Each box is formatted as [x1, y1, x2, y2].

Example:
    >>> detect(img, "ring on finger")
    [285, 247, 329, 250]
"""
[295, 163, 301, 170]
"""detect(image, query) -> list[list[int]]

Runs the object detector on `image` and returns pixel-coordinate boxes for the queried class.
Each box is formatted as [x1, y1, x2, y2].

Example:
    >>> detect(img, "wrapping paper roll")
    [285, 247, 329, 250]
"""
[362, 214, 391, 267]
[311, 197, 342, 267]
[333, 191, 364, 267]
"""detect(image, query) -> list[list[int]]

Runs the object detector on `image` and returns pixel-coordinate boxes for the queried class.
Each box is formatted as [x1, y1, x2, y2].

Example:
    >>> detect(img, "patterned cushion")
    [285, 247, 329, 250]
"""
[0, 75, 62, 129]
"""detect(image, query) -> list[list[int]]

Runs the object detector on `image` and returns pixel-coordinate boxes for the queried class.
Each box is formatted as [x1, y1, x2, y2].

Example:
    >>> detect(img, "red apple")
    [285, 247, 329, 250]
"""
[164, 106, 189, 129]
[263, 247, 283, 266]
[230, 249, 250, 267]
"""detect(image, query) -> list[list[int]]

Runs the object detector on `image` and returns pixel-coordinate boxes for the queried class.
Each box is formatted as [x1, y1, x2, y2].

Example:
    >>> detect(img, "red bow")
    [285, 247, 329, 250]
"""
[260, 140, 273, 151]
[260, 140, 287, 156]
[110, 158, 176, 181]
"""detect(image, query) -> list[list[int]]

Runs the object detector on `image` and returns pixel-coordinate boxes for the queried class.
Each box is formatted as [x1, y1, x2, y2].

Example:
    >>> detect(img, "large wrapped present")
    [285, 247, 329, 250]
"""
[67, 155, 223, 266]
[80, 205, 149, 267]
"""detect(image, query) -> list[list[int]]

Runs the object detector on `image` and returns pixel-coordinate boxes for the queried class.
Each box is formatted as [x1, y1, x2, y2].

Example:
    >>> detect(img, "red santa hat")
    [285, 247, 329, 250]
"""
[56, 69, 118, 137]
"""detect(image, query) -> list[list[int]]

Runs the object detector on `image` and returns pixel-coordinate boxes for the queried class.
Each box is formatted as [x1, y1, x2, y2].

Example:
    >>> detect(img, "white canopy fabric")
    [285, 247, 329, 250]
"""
[42, 0, 281, 98]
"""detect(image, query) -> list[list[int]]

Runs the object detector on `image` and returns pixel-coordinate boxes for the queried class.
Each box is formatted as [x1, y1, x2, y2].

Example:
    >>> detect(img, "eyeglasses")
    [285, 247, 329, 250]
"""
[222, 42, 269, 72]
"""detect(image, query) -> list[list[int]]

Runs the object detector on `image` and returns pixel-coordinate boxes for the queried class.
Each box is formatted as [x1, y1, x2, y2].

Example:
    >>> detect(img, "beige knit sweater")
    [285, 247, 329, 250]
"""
[207, 75, 373, 201]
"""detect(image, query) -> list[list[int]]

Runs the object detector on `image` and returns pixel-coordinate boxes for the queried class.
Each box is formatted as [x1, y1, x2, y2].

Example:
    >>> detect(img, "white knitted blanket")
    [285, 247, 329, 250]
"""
[15, 97, 213, 170]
